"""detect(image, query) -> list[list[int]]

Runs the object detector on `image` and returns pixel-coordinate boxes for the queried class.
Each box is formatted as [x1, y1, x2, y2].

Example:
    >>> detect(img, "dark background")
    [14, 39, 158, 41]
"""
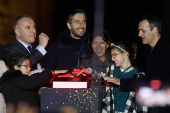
[51, 0, 162, 70]
[0, 0, 168, 69]
[52, 0, 161, 43]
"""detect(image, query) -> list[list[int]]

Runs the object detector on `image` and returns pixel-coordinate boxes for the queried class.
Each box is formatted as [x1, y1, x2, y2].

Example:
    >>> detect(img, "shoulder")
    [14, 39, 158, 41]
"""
[156, 37, 170, 50]
[81, 53, 88, 58]
[57, 29, 71, 44]
[4, 39, 20, 48]
[5, 39, 18, 45]
[49, 41, 58, 47]
[133, 66, 146, 78]
[0, 70, 22, 84]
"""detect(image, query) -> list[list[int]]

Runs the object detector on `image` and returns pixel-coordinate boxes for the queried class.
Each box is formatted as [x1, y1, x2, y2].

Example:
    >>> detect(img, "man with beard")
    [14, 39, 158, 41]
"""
[2, 14, 49, 70]
[42, 9, 88, 73]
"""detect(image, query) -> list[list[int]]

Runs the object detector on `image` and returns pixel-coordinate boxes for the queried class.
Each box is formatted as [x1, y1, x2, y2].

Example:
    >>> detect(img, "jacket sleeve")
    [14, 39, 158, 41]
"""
[2, 40, 43, 67]
[120, 68, 147, 91]
[18, 70, 53, 90]
[29, 48, 43, 66]
[42, 43, 58, 70]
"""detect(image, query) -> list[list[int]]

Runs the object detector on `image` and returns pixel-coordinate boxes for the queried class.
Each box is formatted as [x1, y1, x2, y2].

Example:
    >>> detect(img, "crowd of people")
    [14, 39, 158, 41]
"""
[0, 8, 170, 113]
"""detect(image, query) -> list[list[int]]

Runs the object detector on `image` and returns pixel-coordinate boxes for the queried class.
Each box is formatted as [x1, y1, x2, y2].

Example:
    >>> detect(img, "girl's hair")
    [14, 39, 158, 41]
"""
[111, 40, 137, 63]
[4, 54, 29, 70]
[84, 29, 112, 59]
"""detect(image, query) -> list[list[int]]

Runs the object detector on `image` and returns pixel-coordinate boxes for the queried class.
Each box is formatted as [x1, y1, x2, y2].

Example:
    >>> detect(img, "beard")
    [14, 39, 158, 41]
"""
[70, 27, 86, 39]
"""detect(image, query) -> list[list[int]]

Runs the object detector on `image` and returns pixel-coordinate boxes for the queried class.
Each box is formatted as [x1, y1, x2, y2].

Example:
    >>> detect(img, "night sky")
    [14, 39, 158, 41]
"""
[52, 0, 161, 43]
[52, 0, 161, 70]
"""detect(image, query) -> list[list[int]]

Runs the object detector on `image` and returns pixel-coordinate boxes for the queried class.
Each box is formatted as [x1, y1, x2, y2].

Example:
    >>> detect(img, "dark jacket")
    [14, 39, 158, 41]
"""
[120, 37, 170, 90]
[2, 39, 43, 70]
[144, 37, 170, 81]
[43, 29, 88, 72]
[0, 70, 52, 108]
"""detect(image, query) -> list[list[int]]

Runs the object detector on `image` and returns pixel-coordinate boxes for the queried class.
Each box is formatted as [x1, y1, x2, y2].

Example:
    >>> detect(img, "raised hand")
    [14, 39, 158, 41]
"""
[38, 33, 49, 48]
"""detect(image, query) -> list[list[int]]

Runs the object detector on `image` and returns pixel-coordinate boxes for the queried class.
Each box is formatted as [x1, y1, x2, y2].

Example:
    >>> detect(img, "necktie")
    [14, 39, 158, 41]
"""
[27, 46, 32, 53]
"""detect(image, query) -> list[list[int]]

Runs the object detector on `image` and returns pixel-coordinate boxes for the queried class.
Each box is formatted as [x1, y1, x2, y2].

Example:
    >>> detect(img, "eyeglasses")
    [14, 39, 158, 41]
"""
[111, 52, 123, 59]
[18, 65, 32, 68]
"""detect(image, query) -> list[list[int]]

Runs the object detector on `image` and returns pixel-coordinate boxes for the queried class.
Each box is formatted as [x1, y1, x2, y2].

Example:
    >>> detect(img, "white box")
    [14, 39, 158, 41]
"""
[53, 81, 87, 88]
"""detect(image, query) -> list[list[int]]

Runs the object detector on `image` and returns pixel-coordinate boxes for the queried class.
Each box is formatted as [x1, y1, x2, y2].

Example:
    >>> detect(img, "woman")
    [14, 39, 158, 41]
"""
[0, 54, 67, 110]
[102, 41, 147, 113]
[78, 29, 113, 86]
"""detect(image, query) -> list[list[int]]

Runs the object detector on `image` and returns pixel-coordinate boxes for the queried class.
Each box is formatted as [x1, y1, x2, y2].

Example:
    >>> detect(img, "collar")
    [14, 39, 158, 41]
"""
[16, 38, 32, 48]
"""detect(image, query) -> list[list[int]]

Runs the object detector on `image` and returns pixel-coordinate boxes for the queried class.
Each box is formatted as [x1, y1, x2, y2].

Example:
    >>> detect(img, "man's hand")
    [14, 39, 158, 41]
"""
[102, 76, 120, 85]
[38, 33, 49, 48]
[53, 70, 68, 74]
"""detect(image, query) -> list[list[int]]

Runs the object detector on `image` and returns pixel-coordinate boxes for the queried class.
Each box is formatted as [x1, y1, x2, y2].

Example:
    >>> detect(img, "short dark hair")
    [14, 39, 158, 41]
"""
[67, 9, 87, 24]
[140, 14, 162, 34]
[13, 14, 31, 29]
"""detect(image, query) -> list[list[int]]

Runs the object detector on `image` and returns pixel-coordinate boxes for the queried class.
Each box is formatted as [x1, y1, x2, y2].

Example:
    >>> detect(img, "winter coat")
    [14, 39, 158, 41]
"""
[43, 29, 88, 72]
[0, 70, 52, 108]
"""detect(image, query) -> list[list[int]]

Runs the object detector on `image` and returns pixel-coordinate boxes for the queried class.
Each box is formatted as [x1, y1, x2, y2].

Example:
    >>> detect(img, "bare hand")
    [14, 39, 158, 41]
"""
[102, 76, 120, 85]
[29, 69, 44, 76]
[53, 70, 68, 74]
[38, 33, 49, 48]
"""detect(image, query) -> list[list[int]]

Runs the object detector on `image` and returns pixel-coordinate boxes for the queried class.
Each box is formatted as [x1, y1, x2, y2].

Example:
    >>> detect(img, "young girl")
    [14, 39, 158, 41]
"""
[102, 41, 147, 113]
[0, 54, 67, 110]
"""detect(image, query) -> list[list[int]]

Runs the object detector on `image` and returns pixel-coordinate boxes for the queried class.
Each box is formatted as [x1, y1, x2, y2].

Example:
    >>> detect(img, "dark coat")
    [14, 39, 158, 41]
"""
[42, 29, 88, 72]
[144, 37, 170, 81]
[0, 70, 52, 108]
[2, 39, 43, 70]
[120, 37, 170, 90]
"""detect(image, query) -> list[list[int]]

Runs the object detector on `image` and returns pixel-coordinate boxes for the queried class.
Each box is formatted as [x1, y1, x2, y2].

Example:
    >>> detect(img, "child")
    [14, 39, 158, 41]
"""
[102, 41, 147, 113]
[0, 54, 67, 110]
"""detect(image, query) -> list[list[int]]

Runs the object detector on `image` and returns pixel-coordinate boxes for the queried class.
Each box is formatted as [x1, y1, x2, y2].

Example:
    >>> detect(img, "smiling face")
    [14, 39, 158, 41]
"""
[67, 13, 86, 39]
[15, 17, 36, 45]
[111, 48, 126, 67]
[14, 59, 31, 75]
[92, 36, 109, 61]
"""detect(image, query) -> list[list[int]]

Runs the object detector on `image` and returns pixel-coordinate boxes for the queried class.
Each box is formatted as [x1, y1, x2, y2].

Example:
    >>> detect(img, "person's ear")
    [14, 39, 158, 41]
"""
[14, 29, 20, 36]
[67, 22, 71, 30]
[14, 65, 19, 70]
[153, 27, 157, 33]
[107, 44, 109, 48]
[124, 52, 129, 58]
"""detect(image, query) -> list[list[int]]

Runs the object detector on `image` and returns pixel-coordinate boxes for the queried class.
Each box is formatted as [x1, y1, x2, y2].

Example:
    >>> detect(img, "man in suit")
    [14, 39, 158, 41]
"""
[2, 14, 49, 70]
